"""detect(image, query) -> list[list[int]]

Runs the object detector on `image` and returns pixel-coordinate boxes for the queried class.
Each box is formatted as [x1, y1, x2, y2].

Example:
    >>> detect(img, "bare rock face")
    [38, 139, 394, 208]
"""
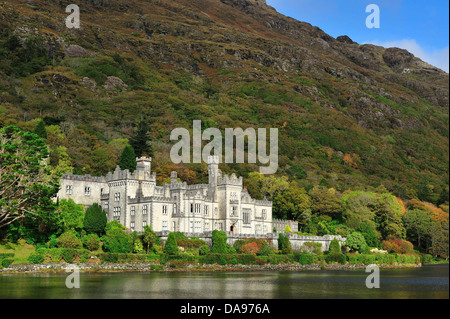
[103, 76, 128, 91]
[64, 44, 95, 58]
[336, 35, 357, 45]
[383, 47, 414, 68]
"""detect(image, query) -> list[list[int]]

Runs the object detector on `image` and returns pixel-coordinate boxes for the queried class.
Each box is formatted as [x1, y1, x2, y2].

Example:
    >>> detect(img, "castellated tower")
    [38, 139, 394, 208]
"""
[208, 155, 220, 186]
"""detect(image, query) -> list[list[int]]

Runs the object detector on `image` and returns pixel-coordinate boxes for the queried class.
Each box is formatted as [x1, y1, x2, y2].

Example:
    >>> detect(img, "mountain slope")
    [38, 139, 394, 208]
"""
[0, 0, 448, 201]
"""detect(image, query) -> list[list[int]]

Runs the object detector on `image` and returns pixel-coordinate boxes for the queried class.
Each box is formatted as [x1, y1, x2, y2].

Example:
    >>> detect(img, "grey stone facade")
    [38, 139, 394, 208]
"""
[58, 156, 278, 236]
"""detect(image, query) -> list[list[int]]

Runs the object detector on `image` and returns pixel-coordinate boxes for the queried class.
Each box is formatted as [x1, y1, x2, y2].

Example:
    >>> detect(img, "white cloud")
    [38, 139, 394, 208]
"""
[368, 39, 449, 73]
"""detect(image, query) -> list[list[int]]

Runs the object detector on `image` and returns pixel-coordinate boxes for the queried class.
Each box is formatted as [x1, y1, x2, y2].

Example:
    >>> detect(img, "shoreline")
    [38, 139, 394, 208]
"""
[0, 262, 423, 274]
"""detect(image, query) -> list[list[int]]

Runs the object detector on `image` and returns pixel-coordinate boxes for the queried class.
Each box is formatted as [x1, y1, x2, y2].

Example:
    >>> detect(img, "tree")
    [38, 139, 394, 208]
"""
[164, 232, 178, 255]
[129, 119, 153, 157]
[142, 225, 159, 254]
[33, 120, 47, 139]
[328, 239, 341, 254]
[273, 183, 311, 220]
[278, 233, 285, 251]
[211, 230, 228, 254]
[281, 234, 293, 254]
[341, 191, 376, 230]
[118, 145, 137, 172]
[286, 164, 307, 180]
[402, 209, 434, 251]
[102, 228, 133, 253]
[309, 186, 342, 218]
[57, 199, 85, 233]
[357, 222, 380, 248]
[374, 193, 406, 239]
[83, 203, 107, 235]
[0, 126, 59, 229]
[345, 232, 369, 253]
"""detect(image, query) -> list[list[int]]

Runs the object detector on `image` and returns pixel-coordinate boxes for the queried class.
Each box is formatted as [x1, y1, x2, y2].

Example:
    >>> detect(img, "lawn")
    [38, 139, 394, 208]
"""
[0, 239, 35, 265]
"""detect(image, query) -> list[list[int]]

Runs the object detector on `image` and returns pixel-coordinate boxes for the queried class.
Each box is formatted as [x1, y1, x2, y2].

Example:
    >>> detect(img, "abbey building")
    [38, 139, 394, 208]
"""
[57, 156, 297, 235]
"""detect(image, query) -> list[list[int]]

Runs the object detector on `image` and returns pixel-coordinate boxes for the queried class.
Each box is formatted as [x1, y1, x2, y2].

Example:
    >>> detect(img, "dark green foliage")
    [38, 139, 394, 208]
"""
[164, 232, 178, 255]
[60, 248, 78, 263]
[33, 121, 47, 139]
[83, 203, 107, 235]
[211, 230, 228, 254]
[83, 233, 101, 251]
[1, 258, 14, 268]
[421, 254, 434, 264]
[57, 231, 82, 249]
[102, 228, 133, 253]
[325, 253, 347, 264]
[0, 34, 51, 77]
[199, 245, 210, 256]
[118, 145, 137, 172]
[345, 232, 369, 253]
[358, 222, 380, 248]
[129, 119, 153, 157]
[296, 252, 314, 265]
[281, 235, 293, 254]
[286, 164, 307, 180]
[277, 233, 284, 251]
[27, 253, 44, 264]
[328, 239, 341, 254]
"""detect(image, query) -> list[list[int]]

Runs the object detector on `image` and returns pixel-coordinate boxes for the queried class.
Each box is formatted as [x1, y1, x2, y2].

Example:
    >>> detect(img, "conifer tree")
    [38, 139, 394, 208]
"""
[34, 120, 47, 139]
[118, 145, 137, 172]
[129, 119, 153, 157]
[83, 203, 107, 235]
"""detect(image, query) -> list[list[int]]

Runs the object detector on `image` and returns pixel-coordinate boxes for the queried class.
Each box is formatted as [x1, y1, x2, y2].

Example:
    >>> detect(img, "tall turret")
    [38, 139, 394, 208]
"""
[208, 155, 220, 186]
[136, 157, 152, 180]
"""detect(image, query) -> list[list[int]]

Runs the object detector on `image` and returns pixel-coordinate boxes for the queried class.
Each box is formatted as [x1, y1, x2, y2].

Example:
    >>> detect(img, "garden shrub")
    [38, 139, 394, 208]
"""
[241, 242, 259, 255]
[325, 253, 347, 264]
[61, 248, 78, 263]
[421, 254, 433, 264]
[102, 228, 133, 253]
[199, 245, 210, 256]
[300, 242, 323, 255]
[27, 253, 44, 264]
[58, 231, 82, 249]
[297, 252, 314, 265]
[1, 258, 14, 268]
[83, 233, 101, 251]
[328, 239, 341, 254]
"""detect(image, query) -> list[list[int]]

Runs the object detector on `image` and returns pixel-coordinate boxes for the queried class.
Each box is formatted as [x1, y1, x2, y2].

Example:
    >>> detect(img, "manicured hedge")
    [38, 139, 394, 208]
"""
[346, 254, 420, 265]
[98, 253, 147, 263]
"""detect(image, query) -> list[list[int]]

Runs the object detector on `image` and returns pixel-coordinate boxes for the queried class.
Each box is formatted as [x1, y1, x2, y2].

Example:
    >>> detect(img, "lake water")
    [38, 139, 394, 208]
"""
[0, 264, 448, 299]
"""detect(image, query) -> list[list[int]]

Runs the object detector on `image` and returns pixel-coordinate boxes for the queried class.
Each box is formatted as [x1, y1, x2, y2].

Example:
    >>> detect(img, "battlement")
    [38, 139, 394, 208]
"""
[105, 165, 156, 182]
[218, 173, 243, 186]
[61, 173, 106, 183]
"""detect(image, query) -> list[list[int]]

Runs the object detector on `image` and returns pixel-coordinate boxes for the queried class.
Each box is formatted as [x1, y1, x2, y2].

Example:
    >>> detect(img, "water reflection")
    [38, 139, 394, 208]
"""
[0, 265, 448, 299]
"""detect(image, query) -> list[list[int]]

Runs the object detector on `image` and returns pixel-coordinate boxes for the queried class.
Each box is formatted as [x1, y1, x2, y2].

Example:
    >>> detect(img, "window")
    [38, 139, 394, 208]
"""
[130, 206, 135, 216]
[230, 206, 238, 217]
[114, 193, 120, 202]
[104, 202, 109, 211]
[214, 207, 218, 215]
[214, 222, 223, 231]
[204, 205, 209, 216]
[130, 221, 135, 231]
[113, 207, 121, 221]
[195, 204, 201, 214]
[143, 220, 147, 227]
[243, 209, 250, 224]
[66, 185, 73, 195]
[100, 188, 104, 195]
[162, 205, 168, 215]
[204, 222, 210, 231]
[162, 221, 168, 231]
[173, 203, 177, 214]
[172, 221, 176, 232]
[262, 209, 267, 220]
[194, 221, 201, 233]
[230, 192, 238, 201]
[256, 224, 261, 234]
[84, 186, 91, 196]
[190, 221, 194, 233]
[190, 204, 194, 213]
[142, 205, 148, 215]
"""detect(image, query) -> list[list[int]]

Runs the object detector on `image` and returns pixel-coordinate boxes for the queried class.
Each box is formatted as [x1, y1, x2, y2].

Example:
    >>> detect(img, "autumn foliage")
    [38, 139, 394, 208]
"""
[381, 236, 414, 254]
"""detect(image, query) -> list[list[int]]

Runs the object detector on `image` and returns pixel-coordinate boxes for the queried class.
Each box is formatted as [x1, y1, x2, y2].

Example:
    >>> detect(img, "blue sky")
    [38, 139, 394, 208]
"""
[266, 0, 449, 72]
